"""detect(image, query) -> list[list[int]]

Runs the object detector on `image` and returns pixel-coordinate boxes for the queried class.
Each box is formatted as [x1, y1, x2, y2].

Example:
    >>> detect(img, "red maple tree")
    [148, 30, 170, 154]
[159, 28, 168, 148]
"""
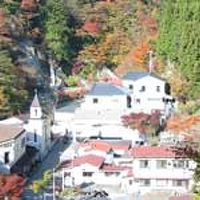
[121, 111, 160, 134]
[20, 0, 38, 11]
[0, 174, 26, 200]
[82, 21, 101, 36]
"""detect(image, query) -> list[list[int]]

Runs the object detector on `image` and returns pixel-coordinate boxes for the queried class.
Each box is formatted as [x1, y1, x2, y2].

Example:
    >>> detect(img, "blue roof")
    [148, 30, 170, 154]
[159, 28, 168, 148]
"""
[88, 82, 129, 96]
[123, 72, 164, 81]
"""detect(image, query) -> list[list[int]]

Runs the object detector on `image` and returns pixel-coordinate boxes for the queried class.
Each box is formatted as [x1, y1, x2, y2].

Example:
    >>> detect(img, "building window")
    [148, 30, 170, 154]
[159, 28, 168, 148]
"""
[127, 96, 132, 108]
[83, 172, 93, 177]
[4, 152, 10, 164]
[34, 132, 37, 142]
[173, 160, 185, 168]
[156, 86, 160, 92]
[129, 180, 133, 185]
[140, 86, 145, 92]
[93, 98, 98, 104]
[129, 85, 133, 90]
[156, 160, 167, 169]
[64, 172, 71, 177]
[136, 98, 141, 104]
[172, 180, 188, 187]
[140, 160, 149, 168]
[139, 179, 150, 186]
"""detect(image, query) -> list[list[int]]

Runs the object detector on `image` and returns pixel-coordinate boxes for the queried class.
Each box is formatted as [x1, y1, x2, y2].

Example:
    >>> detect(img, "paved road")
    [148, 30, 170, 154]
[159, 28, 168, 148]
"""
[23, 137, 71, 200]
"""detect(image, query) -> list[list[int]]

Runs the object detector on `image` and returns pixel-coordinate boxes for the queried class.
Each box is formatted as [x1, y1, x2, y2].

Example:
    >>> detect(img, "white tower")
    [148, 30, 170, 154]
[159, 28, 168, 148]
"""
[30, 90, 42, 119]
[26, 90, 51, 160]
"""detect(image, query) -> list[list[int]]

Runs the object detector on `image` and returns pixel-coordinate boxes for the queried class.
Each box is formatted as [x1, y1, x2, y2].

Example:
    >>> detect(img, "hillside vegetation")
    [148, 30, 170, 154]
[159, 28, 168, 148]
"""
[0, 0, 200, 117]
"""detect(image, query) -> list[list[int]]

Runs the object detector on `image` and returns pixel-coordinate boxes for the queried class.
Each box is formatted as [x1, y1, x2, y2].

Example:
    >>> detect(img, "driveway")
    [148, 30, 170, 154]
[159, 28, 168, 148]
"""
[23, 137, 71, 200]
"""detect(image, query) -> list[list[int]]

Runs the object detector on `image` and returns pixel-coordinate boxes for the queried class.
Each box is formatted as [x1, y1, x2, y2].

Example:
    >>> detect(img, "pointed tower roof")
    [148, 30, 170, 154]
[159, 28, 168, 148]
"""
[31, 89, 40, 107]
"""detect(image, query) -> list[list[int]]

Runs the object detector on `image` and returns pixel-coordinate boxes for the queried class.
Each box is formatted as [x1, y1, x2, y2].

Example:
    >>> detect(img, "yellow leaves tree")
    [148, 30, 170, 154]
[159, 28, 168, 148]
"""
[0, 87, 7, 109]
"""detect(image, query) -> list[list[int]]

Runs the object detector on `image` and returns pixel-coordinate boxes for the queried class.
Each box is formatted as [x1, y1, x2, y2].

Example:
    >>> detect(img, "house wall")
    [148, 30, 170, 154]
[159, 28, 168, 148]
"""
[159, 131, 186, 145]
[63, 164, 100, 186]
[63, 165, 125, 187]
[0, 131, 26, 173]
[123, 76, 166, 113]
[131, 158, 194, 193]
[80, 95, 129, 111]
[122, 178, 192, 194]
[70, 124, 142, 144]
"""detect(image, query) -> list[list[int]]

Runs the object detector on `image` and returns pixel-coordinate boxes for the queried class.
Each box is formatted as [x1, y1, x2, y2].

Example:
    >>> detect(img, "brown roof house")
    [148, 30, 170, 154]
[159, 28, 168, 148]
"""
[0, 124, 26, 174]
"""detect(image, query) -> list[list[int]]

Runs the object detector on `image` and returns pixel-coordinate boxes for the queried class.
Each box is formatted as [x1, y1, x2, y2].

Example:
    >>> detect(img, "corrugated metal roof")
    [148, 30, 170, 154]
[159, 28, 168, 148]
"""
[88, 82, 129, 96]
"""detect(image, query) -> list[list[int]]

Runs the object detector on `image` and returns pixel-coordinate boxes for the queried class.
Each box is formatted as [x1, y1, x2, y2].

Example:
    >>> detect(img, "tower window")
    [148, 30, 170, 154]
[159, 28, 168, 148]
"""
[34, 109, 37, 117]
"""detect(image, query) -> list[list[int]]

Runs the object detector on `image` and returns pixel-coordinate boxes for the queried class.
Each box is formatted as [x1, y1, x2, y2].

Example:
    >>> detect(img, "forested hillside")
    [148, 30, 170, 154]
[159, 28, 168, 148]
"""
[0, 0, 199, 117]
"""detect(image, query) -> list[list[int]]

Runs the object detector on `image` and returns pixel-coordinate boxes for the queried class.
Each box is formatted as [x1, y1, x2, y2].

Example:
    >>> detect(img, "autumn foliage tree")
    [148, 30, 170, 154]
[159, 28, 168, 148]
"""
[81, 21, 101, 36]
[0, 8, 11, 42]
[167, 115, 200, 135]
[121, 111, 160, 135]
[20, 0, 38, 11]
[0, 174, 26, 200]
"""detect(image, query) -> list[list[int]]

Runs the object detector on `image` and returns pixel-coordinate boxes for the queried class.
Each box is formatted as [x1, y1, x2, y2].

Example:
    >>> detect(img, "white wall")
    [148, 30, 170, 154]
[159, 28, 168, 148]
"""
[80, 95, 129, 111]
[131, 158, 194, 192]
[70, 124, 143, 144]
[63, 163, 100, 186]
[63, 165, 125, 187]
[0, 132, 26, 173]
[123, 76, 167, 113]
[25, 118, 51, 158]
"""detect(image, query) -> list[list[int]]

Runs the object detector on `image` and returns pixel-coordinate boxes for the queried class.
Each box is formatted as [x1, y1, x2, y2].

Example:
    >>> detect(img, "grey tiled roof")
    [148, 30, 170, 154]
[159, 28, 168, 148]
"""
[88, 82, 129, 96]
[123, 71, 164, 81]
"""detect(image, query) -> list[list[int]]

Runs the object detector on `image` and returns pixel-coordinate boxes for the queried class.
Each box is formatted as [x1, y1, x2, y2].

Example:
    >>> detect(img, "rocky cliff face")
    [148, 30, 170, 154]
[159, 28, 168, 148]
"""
[0, 2, 57, 117]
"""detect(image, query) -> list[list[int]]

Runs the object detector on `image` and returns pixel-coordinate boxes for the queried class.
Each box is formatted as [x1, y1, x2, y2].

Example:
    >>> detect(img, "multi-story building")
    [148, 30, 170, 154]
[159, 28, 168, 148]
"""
[126, 146, 195, 194]
[122, 72, 175, 116]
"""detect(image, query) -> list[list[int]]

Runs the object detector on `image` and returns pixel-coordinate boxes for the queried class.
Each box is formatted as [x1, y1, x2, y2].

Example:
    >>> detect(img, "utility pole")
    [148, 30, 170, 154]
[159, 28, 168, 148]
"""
[53, 168, 56, 200]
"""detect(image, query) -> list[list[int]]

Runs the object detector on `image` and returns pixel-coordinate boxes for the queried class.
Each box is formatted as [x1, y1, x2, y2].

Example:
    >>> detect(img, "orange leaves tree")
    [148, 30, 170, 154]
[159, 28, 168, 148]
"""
[167, 115, 200, 135]
[0, 174, 26, 200]
[76, 31, 132, 78]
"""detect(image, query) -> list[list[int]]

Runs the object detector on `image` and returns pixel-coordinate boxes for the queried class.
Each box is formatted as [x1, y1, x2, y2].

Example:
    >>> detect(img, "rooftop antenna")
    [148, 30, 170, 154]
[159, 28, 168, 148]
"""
[34, 88, 37, 95]
[149, 50, 154, 73]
